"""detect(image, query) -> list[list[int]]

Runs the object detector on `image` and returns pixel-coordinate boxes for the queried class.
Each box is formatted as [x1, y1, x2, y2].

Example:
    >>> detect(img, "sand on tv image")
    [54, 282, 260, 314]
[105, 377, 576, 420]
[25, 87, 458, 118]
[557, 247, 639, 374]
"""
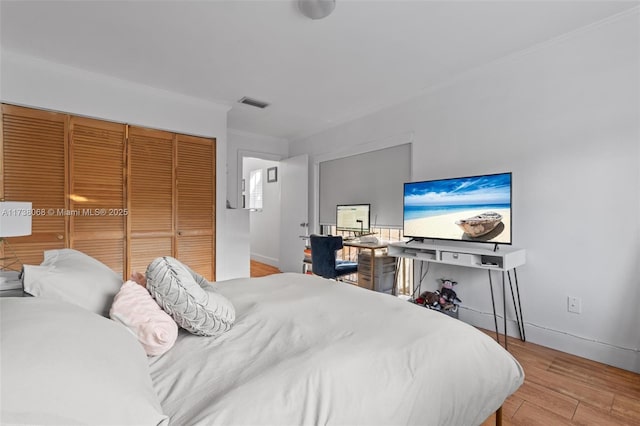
[403, 173, 512, 243]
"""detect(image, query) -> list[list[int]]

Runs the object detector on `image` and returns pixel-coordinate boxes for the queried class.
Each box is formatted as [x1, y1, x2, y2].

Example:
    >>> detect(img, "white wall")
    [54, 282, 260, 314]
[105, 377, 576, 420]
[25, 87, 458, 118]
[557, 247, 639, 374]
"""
[0, 50, 243, 281]
[224, 208, 251, 279]
[243, 157, 282, 268]
[227, 129, 289, 209]
[290, 12, 640, 372]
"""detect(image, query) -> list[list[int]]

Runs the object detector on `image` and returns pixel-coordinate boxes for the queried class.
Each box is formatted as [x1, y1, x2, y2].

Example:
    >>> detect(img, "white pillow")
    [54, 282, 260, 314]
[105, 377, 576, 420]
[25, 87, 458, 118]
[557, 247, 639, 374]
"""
[145, 256, 235, 337]
[110, 280, 178, 356]
[23, 248, 123, 317]
[0, 297, 168, 426]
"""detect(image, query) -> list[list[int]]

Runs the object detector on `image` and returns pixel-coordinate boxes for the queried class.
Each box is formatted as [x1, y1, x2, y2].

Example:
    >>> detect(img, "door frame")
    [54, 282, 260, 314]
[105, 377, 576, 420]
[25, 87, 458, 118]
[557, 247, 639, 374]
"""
[238, 150, 284, 269]
[237, 149, 283, 209]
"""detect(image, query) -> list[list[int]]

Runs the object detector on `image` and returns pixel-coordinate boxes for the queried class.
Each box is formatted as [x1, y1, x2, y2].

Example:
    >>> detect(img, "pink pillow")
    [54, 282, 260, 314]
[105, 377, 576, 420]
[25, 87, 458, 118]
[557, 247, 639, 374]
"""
[110, 280, 178, 356]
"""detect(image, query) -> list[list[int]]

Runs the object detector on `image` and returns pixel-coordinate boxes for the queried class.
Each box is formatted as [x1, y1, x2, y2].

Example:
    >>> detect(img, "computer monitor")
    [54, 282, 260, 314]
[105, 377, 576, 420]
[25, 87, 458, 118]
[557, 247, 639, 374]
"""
[336, 204, 370, 234]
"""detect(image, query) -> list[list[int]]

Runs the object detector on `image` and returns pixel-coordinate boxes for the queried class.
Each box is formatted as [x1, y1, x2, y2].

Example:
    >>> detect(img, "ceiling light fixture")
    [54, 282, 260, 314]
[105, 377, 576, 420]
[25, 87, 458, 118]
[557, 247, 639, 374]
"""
[298, 0, 335, 20]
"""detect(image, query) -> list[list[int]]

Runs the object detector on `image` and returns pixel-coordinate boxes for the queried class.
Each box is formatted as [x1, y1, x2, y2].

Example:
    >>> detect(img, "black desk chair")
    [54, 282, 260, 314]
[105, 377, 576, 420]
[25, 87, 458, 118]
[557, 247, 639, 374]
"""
[309, 234, 358, 280]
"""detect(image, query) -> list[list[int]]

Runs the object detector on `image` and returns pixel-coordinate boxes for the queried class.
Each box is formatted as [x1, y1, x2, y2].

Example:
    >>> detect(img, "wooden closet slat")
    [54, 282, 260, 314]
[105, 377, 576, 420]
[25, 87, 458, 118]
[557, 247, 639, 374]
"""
[129, 127, 174, 233]
[127, 126, 175, 275]
[73, 239, 125, 275]
[176, 134, 216, 280]
[1, 105, 67, 267]
[129, 237, 173, 275]
[69, 116, 126, 275]
[175, 234, 214, 280]
[176, 138, 214, 231]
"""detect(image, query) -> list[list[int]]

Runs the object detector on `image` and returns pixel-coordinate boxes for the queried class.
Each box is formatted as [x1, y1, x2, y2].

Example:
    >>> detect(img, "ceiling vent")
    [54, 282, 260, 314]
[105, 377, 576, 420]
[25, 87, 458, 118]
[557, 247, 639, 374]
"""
[238, 96, 270, 109]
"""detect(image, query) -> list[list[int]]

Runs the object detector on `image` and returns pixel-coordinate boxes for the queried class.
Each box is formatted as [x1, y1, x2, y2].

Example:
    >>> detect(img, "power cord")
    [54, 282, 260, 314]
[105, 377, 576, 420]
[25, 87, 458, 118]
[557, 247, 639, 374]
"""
[411, 261, 431, 300]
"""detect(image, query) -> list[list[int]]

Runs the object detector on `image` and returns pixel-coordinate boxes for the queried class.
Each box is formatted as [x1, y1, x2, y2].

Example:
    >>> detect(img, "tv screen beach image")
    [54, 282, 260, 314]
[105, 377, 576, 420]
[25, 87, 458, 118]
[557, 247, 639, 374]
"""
[404, 173, 511, 243]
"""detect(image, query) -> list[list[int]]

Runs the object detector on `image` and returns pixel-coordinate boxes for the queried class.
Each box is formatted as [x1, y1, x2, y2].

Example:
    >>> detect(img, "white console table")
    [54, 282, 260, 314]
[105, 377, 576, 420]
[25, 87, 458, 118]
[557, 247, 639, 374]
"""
[388, 241, 526, 349]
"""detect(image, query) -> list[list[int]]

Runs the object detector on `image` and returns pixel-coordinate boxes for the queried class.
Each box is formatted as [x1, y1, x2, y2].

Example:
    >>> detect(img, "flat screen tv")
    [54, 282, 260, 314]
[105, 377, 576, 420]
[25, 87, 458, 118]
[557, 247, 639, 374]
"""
[403, 172, 512, 244]
[336, 204, 371, 234]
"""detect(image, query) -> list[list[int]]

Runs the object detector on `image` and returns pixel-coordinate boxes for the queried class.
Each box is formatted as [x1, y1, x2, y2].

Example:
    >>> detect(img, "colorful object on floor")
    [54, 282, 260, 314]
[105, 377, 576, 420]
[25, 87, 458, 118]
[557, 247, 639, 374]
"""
[411, 278, 461, 317]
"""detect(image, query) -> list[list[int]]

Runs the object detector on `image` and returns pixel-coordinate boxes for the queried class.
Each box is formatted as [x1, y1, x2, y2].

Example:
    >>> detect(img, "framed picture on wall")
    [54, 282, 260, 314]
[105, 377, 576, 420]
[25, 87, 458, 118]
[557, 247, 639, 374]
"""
[267, 167, 278, 183]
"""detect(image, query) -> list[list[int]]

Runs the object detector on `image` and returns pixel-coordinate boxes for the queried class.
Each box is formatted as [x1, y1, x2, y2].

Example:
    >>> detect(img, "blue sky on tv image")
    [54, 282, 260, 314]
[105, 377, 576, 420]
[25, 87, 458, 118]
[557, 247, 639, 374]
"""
[404, 173, 511, 221]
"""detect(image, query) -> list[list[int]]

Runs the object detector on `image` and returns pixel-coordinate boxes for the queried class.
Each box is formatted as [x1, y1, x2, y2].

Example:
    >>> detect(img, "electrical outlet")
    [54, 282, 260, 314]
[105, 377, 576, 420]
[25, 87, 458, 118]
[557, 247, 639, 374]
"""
[568, 296, 582, 314]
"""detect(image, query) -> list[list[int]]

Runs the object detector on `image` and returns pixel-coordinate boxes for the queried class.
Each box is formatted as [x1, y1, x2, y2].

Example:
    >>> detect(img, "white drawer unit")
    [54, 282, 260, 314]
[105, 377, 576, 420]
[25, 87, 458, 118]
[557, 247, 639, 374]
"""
[440, 251, 480, 266]
[388, 242, 525, 271]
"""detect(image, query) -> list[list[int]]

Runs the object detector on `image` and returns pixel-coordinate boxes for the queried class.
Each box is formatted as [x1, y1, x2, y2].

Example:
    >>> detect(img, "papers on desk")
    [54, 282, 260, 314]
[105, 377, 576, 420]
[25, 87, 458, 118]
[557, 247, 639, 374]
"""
[359, 236, 380, 244]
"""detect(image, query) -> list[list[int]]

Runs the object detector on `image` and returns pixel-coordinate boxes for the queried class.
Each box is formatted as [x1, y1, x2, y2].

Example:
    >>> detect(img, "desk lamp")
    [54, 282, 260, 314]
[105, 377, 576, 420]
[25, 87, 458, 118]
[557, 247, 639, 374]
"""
[0, 201, 32, 271]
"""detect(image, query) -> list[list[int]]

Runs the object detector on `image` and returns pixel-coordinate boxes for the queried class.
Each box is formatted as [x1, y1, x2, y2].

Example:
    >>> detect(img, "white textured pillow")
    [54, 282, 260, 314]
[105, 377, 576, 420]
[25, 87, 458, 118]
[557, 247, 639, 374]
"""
[23, 248, 123, 317]
[110, 280, 179, 356]
[0, 298, 168, 426]
[146, 256, 235, 336]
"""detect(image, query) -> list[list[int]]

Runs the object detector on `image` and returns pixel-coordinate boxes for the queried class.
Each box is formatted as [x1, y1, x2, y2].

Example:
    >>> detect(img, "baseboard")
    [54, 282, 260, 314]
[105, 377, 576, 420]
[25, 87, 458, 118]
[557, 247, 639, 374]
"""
[250, 253, 279, 269]
[459, 307, 639, 373]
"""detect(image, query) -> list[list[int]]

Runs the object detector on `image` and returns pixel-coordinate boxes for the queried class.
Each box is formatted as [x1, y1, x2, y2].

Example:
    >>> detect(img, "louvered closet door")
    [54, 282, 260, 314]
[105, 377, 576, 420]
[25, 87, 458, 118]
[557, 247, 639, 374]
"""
[175, 134, 216, 280]
[1, 105, 67, 267]
[128, 126, 174, 275]
[69, 117, 126, 275]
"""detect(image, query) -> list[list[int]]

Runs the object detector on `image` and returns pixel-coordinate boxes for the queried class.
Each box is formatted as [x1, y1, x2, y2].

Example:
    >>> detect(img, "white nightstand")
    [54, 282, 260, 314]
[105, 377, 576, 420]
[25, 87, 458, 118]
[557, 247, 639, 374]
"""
[0, 270, 23, 296]
[0, 288, 26, 297]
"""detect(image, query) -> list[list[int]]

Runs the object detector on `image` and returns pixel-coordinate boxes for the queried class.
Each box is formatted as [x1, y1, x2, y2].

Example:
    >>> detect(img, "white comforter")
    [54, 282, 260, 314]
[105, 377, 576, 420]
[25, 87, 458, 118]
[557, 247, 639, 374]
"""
[148, 273, 523, 426]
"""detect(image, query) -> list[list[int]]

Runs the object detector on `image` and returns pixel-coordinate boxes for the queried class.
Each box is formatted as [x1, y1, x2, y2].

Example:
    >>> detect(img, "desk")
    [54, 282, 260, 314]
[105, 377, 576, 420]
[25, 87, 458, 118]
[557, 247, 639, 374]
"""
[343, 240, 393, 294]
[388, 241, 526, 350]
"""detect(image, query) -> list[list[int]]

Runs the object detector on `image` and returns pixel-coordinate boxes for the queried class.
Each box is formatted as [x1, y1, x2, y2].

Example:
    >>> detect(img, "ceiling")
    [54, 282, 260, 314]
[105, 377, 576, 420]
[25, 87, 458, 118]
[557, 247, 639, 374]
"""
[1, 1, 637, 141]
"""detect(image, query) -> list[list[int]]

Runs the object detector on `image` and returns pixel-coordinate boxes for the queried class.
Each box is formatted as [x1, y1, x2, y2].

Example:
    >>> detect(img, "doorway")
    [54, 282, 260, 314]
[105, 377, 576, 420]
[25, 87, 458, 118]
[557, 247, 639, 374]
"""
[242, 156, 282, 269]
[238, 151, 309, 274]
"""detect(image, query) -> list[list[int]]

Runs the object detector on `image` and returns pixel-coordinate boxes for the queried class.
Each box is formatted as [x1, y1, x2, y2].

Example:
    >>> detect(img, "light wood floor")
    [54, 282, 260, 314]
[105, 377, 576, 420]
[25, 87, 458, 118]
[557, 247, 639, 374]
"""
[479, 330, 640, 425]
[250, 260, 280, 277]
[250, 261, 640, 425]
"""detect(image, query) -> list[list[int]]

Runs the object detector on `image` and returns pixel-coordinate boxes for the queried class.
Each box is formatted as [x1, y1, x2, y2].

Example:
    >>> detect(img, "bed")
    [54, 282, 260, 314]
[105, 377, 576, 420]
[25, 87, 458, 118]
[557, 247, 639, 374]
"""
[1, 250, 523, 426]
